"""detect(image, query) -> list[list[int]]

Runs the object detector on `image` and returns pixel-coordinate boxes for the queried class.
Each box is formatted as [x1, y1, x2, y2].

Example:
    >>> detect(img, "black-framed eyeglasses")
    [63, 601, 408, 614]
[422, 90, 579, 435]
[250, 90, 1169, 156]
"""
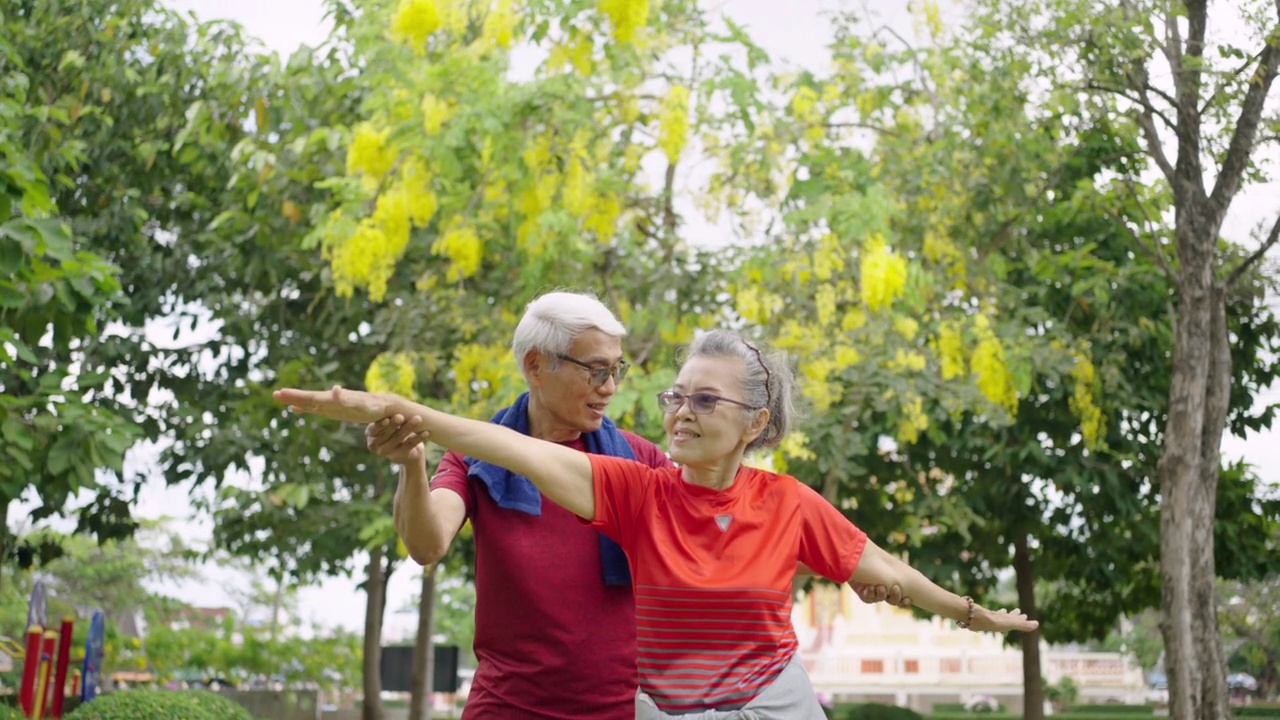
[656, 390, 761, 415]
[556, 353, 629, 388]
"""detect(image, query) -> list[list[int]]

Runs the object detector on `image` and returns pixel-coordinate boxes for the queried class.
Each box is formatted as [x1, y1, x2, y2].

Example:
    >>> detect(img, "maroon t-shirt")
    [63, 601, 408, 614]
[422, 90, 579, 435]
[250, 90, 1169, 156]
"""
[430, 430, 673, 720]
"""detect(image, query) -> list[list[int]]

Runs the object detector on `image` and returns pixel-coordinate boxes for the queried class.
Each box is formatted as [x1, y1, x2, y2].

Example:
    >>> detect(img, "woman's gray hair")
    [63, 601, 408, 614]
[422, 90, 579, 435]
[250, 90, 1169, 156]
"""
[683, 330, 797, 451]
[511, 291, 627, 376]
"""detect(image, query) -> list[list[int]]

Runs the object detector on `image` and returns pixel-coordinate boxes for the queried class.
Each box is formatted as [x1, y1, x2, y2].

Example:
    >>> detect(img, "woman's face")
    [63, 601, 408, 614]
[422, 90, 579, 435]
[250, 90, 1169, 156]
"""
[662, 355, 764, 466]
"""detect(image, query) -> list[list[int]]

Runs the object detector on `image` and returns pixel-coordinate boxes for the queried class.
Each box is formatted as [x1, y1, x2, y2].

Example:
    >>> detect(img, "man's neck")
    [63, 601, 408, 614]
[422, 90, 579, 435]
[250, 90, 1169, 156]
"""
[525, 398, 583, 444]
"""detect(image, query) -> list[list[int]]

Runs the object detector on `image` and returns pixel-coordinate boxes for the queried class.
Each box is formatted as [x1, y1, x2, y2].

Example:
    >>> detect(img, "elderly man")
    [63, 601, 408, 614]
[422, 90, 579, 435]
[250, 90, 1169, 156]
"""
[374, 291, 903, 719]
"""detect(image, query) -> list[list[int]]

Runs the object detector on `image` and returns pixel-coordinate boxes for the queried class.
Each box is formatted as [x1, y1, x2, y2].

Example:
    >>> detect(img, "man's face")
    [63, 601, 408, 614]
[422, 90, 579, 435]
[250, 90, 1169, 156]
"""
[527, 328, 625, 438]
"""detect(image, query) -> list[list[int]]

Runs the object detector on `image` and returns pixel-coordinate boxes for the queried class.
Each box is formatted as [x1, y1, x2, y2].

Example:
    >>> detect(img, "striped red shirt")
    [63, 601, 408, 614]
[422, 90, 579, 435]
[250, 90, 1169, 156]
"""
[586, 456, 867, 713]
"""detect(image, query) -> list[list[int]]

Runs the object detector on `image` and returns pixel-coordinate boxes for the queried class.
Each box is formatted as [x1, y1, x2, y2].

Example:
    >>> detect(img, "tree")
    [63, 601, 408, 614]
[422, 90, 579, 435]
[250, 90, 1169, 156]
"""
[967, 1, 1280, 717]
[0, 0, 142, 582]
[303, 1, 784, 714]
[701, 6, 1280, 719]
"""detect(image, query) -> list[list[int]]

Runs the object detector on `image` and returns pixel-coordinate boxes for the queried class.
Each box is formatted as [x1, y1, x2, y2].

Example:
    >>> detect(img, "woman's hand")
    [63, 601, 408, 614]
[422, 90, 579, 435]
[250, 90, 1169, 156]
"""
[274, 385, 399, 424]
[970, 606, 1038, 633]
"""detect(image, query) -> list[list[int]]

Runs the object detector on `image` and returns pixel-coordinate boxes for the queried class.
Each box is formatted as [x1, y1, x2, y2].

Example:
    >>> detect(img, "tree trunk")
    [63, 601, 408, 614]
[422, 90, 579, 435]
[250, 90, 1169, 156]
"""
[1190, 289, 1231, 720]
[1013, 533, 1043, 720]
[268, 571, 285, 643]
[409, 564, 438, 720]
[362, 546, 387, 720]
[1158, 207, 1230, 720]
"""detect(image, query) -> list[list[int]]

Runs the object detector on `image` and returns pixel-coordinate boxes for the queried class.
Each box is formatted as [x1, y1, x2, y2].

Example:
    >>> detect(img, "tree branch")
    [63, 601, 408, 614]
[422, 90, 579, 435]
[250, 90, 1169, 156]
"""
[1085, 81, 1179, 131]
[1226, 211, 1280, 287]
[1112, 183, 1179, 284]
[1209, 19, 1280, 219]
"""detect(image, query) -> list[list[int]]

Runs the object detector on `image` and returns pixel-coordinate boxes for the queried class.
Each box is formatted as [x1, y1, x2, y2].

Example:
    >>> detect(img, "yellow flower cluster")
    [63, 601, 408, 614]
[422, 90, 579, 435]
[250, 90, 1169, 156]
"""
[657, 85, 690, 164]
[432, 220, 484, 282]
[813, 234, 845, 282]
[922, 230, 966, 286]
[888, 349, 927, 373]
[735, 286, 786, 325]
[598, 0, 649, 44]
[481, 0, 516, 48]
[934, 319, 966, 380]
[366, 352, 418, 397]
[790, 86, 821, 123]
[896, 395, 929, 445]
[451, 342, 519, 407]
[1069, 351, 1106, 449]
[421, 94, 455, 135]
[859, 234, 908, 311]
[583, 194, 622, 243]
[893, 316, 919, 341]
[390, 0, 443, 48]
[971, 315, 1017, 414]
[441, 0, 470, 37]
[346, 123, 396, 186]
[814, 284, 838, 327]
[771, 431, 817, 473]
[800, 356, 841, 411]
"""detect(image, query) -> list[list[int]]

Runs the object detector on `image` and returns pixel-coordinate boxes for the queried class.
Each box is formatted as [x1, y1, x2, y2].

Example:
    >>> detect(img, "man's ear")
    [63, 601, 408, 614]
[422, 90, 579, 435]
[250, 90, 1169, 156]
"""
[522, 350, 543, 385]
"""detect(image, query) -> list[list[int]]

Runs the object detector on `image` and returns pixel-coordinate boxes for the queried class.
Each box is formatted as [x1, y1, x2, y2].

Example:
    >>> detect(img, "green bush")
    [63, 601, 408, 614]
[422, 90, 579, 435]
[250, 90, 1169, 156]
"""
[64, 689, 253, 720]
[1067, 705, 1154, 715]
[1236, 708, 1280, 718]
[834, 702, 925, 720]
[0, 705, 24, 720]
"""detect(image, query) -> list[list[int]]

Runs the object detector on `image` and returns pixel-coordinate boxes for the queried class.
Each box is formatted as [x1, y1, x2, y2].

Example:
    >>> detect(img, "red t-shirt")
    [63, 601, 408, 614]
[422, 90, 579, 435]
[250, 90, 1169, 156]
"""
[586, 456, 867, 714]
[430, 430, 672, 720]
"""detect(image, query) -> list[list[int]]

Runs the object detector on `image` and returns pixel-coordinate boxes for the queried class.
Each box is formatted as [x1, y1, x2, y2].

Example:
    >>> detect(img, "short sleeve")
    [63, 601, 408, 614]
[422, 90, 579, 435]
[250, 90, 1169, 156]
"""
[621, 431, 676, 471]
[796, 482, 867, 583]
[429, 450, 476, 518]
[586, 454, 658, 550]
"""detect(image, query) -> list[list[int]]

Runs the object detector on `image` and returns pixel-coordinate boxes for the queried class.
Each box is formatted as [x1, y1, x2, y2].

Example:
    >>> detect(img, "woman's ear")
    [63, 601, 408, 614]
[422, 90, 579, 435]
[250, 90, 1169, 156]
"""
[746, 407, 771, 444]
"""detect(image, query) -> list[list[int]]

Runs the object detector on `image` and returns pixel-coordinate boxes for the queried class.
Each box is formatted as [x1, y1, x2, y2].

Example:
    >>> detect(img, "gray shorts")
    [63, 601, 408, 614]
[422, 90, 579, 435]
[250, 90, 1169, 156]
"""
[634, 656, 826, 720]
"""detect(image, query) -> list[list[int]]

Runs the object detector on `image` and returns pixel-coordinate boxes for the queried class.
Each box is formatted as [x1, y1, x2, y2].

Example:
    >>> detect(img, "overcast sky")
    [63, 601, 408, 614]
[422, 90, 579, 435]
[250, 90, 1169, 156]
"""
[87, 0, 1280, 634]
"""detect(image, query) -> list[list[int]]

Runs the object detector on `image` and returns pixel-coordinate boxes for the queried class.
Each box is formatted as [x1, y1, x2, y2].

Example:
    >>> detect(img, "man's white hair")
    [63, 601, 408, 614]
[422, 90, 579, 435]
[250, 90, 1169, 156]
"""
[511, 291, 627, 376]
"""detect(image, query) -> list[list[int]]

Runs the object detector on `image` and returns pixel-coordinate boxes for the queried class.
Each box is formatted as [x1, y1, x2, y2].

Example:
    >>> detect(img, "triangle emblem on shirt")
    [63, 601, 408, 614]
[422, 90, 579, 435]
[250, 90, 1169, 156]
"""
[715, 514, 732, 533]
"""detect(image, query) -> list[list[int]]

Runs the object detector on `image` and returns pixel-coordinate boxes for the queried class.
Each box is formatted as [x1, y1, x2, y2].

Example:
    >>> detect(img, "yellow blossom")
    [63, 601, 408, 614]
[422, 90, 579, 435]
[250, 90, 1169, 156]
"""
[859, 234, 907, 311]
[432, 220, 484, 282]
[657, 85, 690, 164]
[896, 395, 929, 445]
[421, 94, 454, 135]
[934, 320, 966, 380]
[481, 0, 516, 47]
[390, 0, 443, 48]
[598, 0, 649, 44]
[814, 285, 838, 327]
[893, 316, 919, 341]
[1070, 351, 1106, 449]
[345, 123, 395, 184]
[971, 315, 1017, 413]
[366, 352, 418, 397]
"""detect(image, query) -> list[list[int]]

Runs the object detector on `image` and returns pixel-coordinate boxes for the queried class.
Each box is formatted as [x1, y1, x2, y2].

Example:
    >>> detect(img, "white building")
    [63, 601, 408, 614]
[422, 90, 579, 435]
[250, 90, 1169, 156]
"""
[793, 583, 1148, 714]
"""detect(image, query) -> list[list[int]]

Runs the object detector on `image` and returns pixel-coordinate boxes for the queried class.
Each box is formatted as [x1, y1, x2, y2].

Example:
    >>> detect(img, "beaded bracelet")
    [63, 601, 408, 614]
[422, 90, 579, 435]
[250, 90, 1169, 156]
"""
[956, 596, 976, 629]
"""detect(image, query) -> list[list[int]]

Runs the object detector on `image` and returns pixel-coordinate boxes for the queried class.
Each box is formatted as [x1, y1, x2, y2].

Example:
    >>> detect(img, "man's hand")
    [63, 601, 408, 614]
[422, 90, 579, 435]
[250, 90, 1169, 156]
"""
[853, 582, 913, 609]
[367, 414, 429, 465]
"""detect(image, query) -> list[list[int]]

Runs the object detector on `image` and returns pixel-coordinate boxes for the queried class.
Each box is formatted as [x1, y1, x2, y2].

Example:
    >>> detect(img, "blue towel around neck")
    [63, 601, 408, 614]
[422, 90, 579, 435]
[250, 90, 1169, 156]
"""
[464, 392, 636, 586]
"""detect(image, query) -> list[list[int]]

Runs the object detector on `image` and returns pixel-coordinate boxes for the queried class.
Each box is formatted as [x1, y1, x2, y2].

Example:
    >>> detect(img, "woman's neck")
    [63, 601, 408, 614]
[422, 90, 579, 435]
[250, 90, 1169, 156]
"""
[681, 457, 746, 492]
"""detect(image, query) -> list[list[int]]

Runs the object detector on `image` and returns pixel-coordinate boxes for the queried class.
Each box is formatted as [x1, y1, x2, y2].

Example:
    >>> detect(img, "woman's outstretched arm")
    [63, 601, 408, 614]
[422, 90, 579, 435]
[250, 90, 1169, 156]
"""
[849, 540, 1038, 634]
[274, 386, 596, 518]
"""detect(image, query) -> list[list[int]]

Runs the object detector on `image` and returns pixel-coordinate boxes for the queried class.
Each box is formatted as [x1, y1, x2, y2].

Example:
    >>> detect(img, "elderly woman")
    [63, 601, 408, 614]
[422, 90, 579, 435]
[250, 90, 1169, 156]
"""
[276, 330, 1036, 720]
